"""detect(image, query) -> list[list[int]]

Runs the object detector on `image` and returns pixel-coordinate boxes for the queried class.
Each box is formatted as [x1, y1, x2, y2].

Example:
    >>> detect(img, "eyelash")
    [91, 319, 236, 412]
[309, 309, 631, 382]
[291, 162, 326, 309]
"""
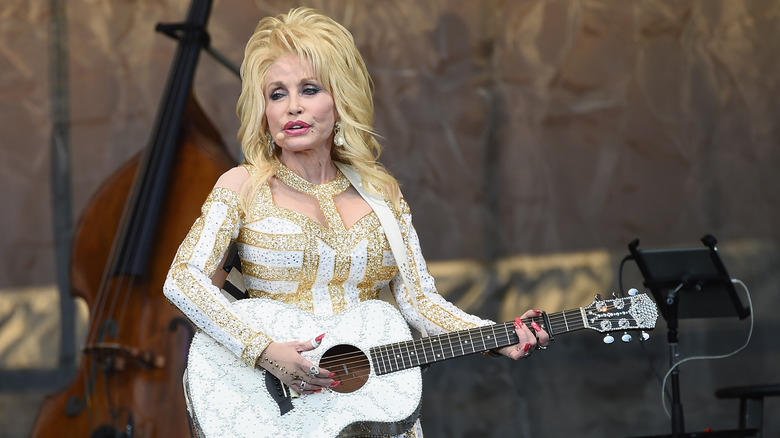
[269, 85, 321, 101]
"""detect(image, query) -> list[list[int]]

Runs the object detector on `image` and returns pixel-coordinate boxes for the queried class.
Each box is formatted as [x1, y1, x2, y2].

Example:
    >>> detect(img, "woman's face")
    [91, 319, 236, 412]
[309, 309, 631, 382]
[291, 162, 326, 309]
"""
[264, 54, 336, 156]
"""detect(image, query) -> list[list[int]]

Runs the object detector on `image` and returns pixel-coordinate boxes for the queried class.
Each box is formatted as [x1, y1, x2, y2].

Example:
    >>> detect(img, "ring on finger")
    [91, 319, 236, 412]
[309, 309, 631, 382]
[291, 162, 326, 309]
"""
[299, 381, 307, 390]
[307, 365, 319, 378]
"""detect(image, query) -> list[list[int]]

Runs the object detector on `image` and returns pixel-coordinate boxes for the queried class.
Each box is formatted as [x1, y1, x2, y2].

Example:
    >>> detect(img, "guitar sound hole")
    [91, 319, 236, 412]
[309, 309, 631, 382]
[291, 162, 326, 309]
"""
[319, 344, 369, 394]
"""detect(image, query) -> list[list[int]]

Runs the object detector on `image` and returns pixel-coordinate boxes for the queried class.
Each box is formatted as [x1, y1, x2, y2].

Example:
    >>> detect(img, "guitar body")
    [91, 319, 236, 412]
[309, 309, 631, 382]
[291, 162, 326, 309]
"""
[186, 298, 423, 438]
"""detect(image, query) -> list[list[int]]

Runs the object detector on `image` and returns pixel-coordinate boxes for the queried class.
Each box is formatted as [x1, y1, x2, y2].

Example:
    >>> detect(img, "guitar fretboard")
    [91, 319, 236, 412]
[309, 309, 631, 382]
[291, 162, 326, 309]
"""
[370, 309, 586, 375]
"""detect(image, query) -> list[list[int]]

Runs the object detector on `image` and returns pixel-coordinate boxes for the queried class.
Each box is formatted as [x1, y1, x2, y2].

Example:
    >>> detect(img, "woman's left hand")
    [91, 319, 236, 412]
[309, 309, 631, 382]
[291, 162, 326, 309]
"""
[497, 309, 550, 360]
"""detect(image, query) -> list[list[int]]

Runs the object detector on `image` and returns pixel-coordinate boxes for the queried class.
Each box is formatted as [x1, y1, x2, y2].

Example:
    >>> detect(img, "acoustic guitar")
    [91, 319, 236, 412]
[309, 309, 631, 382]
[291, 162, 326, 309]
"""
[185, 292, 658, 437]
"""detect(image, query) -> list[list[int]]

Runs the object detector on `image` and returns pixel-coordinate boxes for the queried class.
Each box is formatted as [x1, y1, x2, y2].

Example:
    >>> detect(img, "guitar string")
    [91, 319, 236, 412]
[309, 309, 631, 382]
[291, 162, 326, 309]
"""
[321, 329, 626, 373]
[313, 300, 646, 380]
[317, 305, 628, 366]
[322, 332, 636, 382]
[316, 304, 629, 365]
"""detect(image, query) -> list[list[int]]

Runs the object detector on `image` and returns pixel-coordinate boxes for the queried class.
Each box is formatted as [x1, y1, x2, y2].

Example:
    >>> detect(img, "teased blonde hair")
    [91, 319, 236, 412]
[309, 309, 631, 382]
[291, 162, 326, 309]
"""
[236, 7, 400, 208]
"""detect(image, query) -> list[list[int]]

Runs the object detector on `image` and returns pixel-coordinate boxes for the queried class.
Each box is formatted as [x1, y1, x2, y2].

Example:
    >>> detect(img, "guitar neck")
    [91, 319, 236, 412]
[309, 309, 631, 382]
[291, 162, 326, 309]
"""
[369, 308, 585, 375]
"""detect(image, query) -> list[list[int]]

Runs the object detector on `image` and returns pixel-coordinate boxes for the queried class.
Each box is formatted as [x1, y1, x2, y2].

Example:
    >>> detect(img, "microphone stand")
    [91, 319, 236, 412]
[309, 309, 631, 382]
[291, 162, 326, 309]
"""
[665, 283, 685, 437]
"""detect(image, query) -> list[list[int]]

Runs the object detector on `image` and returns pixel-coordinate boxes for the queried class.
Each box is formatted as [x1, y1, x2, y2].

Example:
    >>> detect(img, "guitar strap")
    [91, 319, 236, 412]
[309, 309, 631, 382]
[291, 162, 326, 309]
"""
[335, 162, 429, 337]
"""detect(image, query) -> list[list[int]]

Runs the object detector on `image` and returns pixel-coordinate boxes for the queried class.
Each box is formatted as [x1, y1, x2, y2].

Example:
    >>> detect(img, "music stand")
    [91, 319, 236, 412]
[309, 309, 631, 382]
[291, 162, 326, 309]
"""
[628, 235, 749, 438]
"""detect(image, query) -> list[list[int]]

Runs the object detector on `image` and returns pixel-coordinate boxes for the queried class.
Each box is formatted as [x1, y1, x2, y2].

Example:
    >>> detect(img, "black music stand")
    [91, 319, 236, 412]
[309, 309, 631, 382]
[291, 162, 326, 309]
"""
[628, 235, 750, 438]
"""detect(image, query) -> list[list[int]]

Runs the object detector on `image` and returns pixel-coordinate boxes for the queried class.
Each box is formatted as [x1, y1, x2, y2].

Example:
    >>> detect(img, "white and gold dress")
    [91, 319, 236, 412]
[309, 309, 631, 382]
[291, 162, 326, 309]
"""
[163, 163, 493, 437]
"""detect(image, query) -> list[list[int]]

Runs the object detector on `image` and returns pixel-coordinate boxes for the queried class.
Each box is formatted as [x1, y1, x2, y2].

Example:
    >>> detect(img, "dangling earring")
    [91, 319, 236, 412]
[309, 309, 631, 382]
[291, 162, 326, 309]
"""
[333, 121, 345, 147]
[266, 132, 275, 156]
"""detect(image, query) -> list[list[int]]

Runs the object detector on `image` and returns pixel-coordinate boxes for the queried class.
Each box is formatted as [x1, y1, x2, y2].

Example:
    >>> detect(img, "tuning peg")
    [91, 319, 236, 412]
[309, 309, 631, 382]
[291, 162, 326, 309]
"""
[641, 331, 650, 341]
[603, 334, 615, 344]
[628, 288, 638, 296]
[594, 294, 602, 301]
[621, 332, 632, 343]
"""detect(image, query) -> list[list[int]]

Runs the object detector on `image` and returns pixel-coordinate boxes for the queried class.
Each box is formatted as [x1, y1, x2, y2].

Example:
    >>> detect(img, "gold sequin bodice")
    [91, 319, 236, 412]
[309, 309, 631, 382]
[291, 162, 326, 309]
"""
[236, 166, 398, 316]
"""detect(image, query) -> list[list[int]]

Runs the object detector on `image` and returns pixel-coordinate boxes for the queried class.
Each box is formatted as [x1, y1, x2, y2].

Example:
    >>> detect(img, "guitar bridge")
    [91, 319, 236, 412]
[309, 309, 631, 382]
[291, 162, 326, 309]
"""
[264, 371, 294, 415]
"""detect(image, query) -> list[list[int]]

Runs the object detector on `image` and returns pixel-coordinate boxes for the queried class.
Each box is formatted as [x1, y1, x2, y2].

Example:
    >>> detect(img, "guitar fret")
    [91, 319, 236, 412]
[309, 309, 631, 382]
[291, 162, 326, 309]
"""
[385, 344, 394, 372]
[486, 325, 497, 350]
[503, 323, 512, 348]
[469, 328, 479, 352]
[378, 346, 389, 374]
[419, 339, 429, 364]
[467, 331, 473, 354]
[391, 342, 400, 372]
[371, 346, 382, 375]
[398, 341, 408, 370]
[449, 333, 456, 359]
[402, 340, 414, 369]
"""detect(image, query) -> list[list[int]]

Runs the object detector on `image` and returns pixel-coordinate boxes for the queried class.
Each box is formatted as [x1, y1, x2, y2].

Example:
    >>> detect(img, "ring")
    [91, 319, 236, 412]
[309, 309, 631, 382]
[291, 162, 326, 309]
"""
[536, 345, 547, 350]
[307, 365, 319, 378]
[299, 381, 307, 390]
[523, 351, 531, 358]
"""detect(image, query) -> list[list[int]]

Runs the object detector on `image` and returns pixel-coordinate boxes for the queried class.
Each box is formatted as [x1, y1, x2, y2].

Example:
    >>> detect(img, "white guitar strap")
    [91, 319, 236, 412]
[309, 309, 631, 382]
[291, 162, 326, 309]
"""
[335, 162, 429, 337]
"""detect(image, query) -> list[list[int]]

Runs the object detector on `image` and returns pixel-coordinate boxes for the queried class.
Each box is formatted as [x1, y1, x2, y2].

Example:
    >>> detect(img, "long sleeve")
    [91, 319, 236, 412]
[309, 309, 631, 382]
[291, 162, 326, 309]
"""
[390, 201, 494, 336]
[163, 187, 272, 367]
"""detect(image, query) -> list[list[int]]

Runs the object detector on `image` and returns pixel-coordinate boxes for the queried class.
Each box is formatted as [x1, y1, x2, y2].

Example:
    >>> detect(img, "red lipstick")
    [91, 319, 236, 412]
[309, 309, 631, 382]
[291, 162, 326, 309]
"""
[283, 120, 311, 135]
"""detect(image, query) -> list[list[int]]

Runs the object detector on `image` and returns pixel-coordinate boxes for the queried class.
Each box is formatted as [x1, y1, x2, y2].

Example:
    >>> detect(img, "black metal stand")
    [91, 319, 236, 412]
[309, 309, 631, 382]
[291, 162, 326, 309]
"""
[664, 285, 685, 437]
[627, 235, 750, 438]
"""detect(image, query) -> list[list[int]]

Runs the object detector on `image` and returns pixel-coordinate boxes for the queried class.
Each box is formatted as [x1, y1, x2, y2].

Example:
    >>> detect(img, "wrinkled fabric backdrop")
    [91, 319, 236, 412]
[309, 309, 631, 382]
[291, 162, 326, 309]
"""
[1, 0, 779, 437]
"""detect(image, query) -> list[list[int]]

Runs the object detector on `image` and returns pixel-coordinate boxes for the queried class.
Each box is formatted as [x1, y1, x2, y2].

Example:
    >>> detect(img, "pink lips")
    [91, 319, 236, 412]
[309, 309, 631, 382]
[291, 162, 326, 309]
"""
[283, 120, 310, 135]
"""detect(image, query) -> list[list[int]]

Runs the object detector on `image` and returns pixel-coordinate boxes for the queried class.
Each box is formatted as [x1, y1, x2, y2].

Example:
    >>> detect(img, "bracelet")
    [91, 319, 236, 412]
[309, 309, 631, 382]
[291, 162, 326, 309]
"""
[258, 354, 296, 379]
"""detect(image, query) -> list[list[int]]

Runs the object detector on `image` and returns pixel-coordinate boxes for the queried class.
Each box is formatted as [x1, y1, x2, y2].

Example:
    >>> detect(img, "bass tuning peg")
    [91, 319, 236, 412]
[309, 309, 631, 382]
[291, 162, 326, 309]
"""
[641, 331, 650, 341]
[621, 332, 632, 343]
[603, 334, 615, 344]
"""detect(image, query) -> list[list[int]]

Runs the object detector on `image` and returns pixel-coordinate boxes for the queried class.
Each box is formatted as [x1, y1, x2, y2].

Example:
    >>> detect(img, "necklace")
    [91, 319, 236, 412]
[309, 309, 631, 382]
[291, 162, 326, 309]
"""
[274, 163, 350, 197]
[275, 163, 351, 229]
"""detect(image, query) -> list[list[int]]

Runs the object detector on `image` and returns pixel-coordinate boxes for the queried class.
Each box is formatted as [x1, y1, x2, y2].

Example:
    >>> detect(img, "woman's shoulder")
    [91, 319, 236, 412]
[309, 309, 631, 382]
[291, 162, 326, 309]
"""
[214, 165, 252, 193]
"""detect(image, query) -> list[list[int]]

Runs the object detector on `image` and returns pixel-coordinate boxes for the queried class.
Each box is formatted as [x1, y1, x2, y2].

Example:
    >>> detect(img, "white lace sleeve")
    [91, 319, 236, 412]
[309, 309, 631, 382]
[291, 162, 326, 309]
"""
[163, 187, 272, 367]
[390, 202, 494, 336]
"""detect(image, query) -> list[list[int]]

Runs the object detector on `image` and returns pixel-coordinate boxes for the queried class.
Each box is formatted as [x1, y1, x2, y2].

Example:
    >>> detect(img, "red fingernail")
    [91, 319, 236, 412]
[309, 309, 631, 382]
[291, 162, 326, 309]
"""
[534, 309, 542, 314]
[330, 381, 341, 388]
[315, 333, 326, 343]
[523, 343, 531, 352]
[514, 317, 524, 329]
[531, 322, 542, 332]
[328, 372, 336, 378]
[314, 389, 322, 393]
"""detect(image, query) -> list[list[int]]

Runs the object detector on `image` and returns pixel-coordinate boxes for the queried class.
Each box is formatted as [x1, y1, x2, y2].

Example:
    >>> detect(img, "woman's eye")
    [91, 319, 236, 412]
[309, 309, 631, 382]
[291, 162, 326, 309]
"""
[269, 90, 286, 101]
[302, 85, 320, 95]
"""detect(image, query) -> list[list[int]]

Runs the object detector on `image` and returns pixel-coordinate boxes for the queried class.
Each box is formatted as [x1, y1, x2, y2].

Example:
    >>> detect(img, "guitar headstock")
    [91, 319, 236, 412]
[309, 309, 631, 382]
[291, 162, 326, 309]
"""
[582, 291, 659, 337]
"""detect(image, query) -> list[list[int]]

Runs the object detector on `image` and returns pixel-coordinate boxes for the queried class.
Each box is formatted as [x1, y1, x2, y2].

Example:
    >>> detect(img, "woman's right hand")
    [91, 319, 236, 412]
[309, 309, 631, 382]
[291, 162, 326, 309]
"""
[255, 337, 338, 394]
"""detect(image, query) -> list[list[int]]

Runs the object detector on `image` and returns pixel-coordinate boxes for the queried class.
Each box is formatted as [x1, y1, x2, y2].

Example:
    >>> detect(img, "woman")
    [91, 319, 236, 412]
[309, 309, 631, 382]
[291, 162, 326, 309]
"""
[164, 7, 549, 437]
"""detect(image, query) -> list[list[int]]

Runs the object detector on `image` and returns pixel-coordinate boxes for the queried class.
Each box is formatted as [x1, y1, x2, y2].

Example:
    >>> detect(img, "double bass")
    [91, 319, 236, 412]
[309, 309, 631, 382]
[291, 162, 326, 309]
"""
[31, 0, 235, 436]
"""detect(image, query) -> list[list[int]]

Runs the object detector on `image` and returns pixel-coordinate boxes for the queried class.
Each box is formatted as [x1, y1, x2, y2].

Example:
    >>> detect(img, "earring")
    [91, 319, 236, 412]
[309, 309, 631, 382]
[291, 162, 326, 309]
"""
[333, 121, 345, 147]
[266, 132, 275, 156]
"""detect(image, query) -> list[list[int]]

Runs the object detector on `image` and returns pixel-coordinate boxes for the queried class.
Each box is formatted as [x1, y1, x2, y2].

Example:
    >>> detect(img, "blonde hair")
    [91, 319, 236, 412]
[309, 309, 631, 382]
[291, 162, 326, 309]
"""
[236, 7, 400, 208]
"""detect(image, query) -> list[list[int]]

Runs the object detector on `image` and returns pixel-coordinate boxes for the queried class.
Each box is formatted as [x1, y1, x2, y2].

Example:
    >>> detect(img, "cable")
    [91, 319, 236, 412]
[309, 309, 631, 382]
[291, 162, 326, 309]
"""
[659, 278, 754, 418]
[619, 253, 673, 403]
